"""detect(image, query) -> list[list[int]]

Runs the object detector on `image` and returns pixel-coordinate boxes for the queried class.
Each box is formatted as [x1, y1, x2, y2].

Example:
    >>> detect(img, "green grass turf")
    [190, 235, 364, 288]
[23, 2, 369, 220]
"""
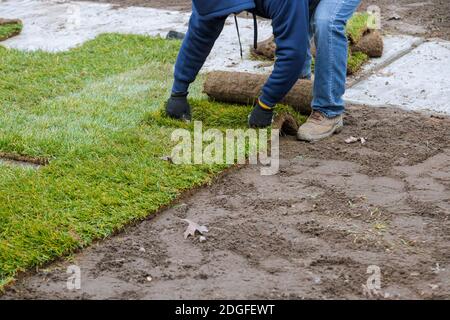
[347, 51, 369, 75]
[0, 34, 302, 287]
[0, 22, 22, 42]
[346, 12, 370, 44]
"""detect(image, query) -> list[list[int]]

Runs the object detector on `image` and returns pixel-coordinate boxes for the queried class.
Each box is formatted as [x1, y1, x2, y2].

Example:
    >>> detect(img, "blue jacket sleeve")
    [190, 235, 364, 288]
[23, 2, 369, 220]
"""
[172, 9, 226, 93]
[259, 0, 309, 107]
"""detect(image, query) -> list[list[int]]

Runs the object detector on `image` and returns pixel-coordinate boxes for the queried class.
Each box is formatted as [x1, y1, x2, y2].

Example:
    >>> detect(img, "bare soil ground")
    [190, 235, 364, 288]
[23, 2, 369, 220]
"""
[2, 105, 450, 299]
[85, 0, 450, 40]
[359, 0, 450, 40]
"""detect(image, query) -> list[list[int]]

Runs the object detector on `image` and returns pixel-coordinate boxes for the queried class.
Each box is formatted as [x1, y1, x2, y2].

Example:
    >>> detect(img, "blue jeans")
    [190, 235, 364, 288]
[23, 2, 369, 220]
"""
[301, 0, 362, 118]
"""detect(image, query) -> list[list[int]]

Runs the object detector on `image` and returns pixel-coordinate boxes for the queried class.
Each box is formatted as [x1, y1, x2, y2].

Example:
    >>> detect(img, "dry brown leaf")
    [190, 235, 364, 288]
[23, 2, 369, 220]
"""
[182, 219, 209, 239]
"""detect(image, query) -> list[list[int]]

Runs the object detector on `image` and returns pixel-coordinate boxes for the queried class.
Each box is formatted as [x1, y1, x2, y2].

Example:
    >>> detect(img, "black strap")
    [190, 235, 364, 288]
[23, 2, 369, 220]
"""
[234, 14, 244, 59]
[252, 12, 258, 50]
[234, 12, 259, 58]
[309, 0, 321, 18]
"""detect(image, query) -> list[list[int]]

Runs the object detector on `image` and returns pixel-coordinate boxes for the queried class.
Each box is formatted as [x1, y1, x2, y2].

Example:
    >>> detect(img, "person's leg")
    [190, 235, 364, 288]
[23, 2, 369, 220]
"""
[298, 0, 361, 142]
[311, 0, 361, 117]
[300, 46, 313, 80]
[300, 0, 322, 80]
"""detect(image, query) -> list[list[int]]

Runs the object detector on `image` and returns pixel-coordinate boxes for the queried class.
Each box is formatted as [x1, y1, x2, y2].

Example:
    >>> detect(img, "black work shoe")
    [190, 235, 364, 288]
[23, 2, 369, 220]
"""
[165, 92, 191, 121]
[248, 100, 274, 128]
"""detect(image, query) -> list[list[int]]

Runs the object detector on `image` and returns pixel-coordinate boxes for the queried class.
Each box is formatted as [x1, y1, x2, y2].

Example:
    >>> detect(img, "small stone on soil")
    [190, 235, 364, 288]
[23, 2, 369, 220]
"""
[345, 136, 359, 144]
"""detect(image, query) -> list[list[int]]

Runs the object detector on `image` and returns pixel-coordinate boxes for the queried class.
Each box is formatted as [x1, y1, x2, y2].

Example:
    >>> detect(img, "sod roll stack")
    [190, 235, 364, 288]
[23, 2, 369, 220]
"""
[204, 71, 313, 114]
[252, 29, 383, 60]
[250, 12, 383, 76]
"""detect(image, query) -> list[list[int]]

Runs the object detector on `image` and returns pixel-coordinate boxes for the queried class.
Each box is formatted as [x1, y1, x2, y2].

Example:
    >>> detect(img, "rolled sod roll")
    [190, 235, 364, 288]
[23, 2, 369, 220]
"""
[203, 71, 313, 114]
[351, 30, 384, 58]
[252, 36, 316, 60]
[251, 35, 276, 60]
[252, 28, 383, 61]
[272, 113, 299, 135]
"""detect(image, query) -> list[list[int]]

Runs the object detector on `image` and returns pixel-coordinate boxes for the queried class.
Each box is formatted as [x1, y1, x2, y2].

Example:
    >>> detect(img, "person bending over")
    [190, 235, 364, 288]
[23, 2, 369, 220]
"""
[166, 0, 310, 128]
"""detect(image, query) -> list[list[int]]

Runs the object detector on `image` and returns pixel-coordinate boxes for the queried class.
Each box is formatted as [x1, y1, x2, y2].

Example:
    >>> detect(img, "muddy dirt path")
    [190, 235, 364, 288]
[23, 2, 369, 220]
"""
[2, 105, 449, 299]
[85, 0, 450, 40]
[359, 0, 450, 40]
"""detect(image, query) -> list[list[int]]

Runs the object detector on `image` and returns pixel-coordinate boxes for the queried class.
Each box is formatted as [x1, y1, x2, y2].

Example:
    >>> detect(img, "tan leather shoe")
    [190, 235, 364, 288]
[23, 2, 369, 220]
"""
[297, 111, 343, 142]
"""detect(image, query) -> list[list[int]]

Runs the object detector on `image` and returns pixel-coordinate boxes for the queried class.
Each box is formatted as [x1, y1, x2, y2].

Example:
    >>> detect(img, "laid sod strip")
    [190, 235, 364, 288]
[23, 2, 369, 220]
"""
[145, 99, 305, 130]
[0, 21, 22, 41]
[0, 34, 179, 118]
[0, 34, 303, 287]
[0, 34, 181, 157]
